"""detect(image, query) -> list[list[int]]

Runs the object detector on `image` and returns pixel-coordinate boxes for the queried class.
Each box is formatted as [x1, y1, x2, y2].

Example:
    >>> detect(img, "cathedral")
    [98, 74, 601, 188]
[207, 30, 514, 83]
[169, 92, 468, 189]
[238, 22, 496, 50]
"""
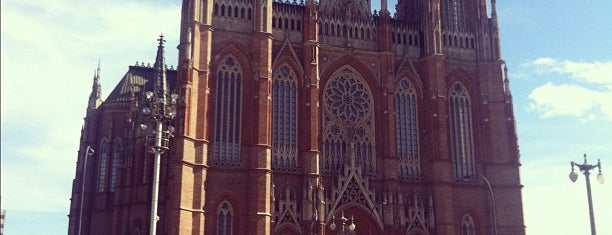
[67, 0, 526, 234]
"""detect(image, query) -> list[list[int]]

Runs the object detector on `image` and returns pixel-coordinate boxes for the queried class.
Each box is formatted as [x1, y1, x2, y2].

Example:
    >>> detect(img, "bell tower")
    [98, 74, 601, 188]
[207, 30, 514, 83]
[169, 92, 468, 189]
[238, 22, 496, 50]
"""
[165, 0, 216, 233]
[169, 0, 275, 233]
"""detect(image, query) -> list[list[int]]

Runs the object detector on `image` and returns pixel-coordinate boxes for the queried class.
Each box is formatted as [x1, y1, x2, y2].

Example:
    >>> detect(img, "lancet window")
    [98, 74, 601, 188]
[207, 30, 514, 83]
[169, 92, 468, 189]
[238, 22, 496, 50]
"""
[461, 214, 476, 235]
[142, 152, 149, 184]
[96, 138, 109, 193]
[272, 65, 297, 168]
[449, 82, 474, 179]
[217, 201, 233, 235]
[395, 79, 420, 179]
[110, 137, 122, 192]
[213, 56, 243, 164]
[322, 67, 375, 176]
[443, 0, 465, 30]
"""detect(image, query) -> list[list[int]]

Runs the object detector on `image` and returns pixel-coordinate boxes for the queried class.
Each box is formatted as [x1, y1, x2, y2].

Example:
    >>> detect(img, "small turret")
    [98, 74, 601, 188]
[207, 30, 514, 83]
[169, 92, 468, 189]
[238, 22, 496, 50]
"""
[87, 62, 102, 109]
[503, 62, 512, 97]
[380, 0, 388, 15]
[490, 0, 502, 59]
[491, 0, 498, 20]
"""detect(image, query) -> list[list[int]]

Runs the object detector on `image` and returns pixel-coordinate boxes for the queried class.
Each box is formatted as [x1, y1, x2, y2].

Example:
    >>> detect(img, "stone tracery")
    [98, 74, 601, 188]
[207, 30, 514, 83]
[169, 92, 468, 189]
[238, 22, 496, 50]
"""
[322, 67, 375, 176]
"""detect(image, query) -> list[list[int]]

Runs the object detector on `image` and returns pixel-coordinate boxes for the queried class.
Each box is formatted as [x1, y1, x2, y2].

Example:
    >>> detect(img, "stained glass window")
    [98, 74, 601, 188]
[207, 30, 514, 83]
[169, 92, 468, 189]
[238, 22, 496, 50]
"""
[142, 151, 149, 184]
[461, 214, 475, 235]
[217, 201, 233, 235]
[443, 0, 465, 30]
[214, 56, 242, 163]
[322, 68, 375, 175]
[395, 79, 420, 179]
[272, 65, 297, 168]
[110, 137, 122, 192]
[96, 138, 109, 193]
[449, 82, 474, 179]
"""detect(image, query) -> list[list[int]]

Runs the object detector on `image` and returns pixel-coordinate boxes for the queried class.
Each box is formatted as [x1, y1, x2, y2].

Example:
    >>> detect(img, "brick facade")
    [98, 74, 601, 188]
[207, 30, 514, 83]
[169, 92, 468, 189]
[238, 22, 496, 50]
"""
[68, 0, 525, 234]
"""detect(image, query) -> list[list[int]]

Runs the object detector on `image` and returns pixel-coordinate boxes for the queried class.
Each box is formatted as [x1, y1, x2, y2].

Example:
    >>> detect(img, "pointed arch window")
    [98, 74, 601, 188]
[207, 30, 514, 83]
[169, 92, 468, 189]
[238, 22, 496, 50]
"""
[395, 79, 420, 179]
[142, 151, 149, 184]
[96, 138, 109, 193]
[443, 0, 465, 30]
[461, 214, 476, 235]
[110, 137, 122, 192]
[449, 82, 474, 179]
[213, 56, 243, 164]
[272, 65, 297, 168]
[322, 67, 376, 176]
[217, 201, 233, 235]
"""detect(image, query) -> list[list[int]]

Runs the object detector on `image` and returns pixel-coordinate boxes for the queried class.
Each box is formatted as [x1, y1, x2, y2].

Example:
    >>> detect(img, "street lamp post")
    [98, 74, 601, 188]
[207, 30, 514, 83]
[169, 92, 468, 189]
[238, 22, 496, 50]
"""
[329, 212, 356, 235]
[465, 174, 497, 235]
[140, 35, 178, 235]
[78, 146, 95, 235]
[569, 154, 605, 235]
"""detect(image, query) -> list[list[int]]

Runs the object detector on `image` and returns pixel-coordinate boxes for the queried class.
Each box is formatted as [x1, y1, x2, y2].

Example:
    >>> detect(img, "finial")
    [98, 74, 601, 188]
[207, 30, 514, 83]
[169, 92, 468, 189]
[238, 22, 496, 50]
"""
[157, 34, 166, 46]
[491, 0, 498, 18]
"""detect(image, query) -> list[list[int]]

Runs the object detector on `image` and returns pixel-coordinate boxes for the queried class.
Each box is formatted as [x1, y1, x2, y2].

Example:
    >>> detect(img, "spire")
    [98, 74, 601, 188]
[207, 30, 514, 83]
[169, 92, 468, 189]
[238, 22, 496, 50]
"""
[153, 34, 168, 100]
[491, 0, 498, 19]
[490, 0, 501, 59]
[381, 0, 387, 14]
[87, 61, 102, 109]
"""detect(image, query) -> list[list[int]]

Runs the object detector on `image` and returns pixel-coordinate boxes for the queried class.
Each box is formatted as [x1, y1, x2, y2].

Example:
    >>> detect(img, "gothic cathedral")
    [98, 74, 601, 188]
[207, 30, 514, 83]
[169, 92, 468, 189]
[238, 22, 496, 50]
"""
[68, 0, 526, 234]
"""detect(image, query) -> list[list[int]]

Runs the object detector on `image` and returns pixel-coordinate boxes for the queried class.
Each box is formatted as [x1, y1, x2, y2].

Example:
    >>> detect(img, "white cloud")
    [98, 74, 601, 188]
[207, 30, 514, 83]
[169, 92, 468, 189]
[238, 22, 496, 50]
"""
[533, 58, 612, 86]
[524, 58, 612, 121]
[532, 57, 557, 66]
[528, 83, 610, 121]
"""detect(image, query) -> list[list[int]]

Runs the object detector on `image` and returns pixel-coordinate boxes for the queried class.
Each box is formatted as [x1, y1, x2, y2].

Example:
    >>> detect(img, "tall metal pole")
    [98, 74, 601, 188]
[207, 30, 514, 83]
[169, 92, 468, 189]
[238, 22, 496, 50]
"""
[584, 170, 596, 235]
[569, 154, 604, 235]
[78, 146, 94, 235]
[142, 35, 176, 235]
[149, 120, 163, 235]
[474, 174, 497, 235]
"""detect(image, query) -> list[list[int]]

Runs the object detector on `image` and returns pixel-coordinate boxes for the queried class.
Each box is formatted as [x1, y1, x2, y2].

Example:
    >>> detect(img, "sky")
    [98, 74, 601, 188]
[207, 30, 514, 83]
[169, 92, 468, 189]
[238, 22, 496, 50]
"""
[1, 0, 611, 234]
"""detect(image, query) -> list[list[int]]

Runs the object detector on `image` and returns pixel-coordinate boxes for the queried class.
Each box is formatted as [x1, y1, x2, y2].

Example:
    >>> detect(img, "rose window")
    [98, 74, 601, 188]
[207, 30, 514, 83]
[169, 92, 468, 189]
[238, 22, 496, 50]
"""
[324, 75, 372, 123]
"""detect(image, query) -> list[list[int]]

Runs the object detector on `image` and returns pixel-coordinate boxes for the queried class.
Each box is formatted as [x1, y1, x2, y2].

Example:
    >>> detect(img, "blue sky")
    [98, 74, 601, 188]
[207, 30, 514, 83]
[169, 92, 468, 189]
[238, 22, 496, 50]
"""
[1, 0, 611, 234]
